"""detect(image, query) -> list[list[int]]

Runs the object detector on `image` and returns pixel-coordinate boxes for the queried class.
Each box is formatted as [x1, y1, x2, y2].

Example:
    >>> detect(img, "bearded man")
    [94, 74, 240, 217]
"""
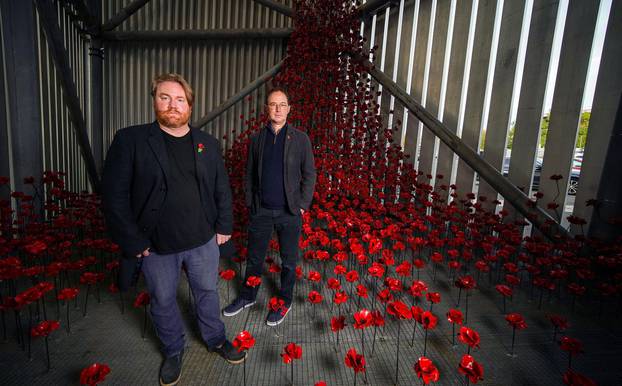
[102, 73, 244, 386]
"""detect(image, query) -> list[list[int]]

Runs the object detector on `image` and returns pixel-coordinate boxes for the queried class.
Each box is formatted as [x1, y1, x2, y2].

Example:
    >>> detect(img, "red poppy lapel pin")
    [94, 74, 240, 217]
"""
[197, 143, 204, 153]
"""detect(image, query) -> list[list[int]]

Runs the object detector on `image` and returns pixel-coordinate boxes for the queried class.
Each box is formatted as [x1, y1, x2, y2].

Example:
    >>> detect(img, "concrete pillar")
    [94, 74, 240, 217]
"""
[0, 1, 42, 194]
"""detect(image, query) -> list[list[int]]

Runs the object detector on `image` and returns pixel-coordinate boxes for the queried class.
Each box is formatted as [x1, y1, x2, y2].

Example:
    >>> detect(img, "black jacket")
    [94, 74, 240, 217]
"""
[245, 124, 316, 215]
[101, 121, 233, 290]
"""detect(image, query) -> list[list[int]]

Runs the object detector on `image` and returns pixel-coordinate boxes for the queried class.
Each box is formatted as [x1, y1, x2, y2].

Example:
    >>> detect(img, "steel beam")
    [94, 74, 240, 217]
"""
[359, 0, 399, 18]
[87, 0, 103, 174]
[101, 28, 293, 42]
[34, 0, 100, 190]
[252, 0, 293, 18]
[101, 0, 151, 32]
[192, 60, 284, 129]
[350, 54, 569, 241]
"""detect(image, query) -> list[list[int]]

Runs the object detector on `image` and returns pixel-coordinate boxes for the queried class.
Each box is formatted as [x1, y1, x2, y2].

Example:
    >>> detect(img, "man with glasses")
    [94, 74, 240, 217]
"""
[223, 87, 316, 326]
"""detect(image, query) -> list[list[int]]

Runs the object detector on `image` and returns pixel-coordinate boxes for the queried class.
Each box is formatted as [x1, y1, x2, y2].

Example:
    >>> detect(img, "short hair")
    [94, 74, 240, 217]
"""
[265, 87, 290, 104]
[151, 73, 195, 106]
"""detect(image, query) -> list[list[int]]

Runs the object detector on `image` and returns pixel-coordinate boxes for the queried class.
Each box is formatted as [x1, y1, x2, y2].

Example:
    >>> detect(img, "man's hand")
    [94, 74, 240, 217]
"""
[300, 208, 305, 215]
[216, 233, 231, 245]
[136, 248, 150, 258]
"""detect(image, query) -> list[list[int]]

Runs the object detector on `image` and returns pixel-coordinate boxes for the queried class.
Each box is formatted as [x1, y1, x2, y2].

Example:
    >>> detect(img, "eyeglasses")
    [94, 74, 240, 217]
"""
[267, 103, 289, 110]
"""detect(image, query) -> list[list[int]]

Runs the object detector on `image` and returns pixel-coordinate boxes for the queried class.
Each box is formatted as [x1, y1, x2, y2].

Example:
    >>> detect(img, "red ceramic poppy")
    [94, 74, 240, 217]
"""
[371, 310, 385, 327]
[344, 348, 366, 373]
[495, 284, 513, 297]
[331, 315, 346, 332]
[233, 330, 256, 352]
[455, 275, 476, 290]
[356, 284, 368, 298]
[327, 278, 341, 290]
[559, 336, 583, 356]
[412, 306, 424, 324]
[345, 270, 359, 283]
[426, 292, 441, 304]
[421, 311, 438, 330]
[377, 288, 394, 303]
[58, 287, 79, 300]
[387, 301, 412, 320]
[409, 280, 428, 297]
[268, 297, 285, 312]
[246, 276, 262, 287]
[458, 326, 480, 349]
[333, 291, 348, 305]
[458, 354, 484, 384]
[133, 291, 150, 308]
[353, 309, 373, 329]
[308, 290, 323, 304]
[548, 314, 569, 331]
[563, 369, 597, 386]
[414, 356, 440, 384]
[308, 270, 322, 282]
[367, 262, 385, 278]
[31, 320, 60, 337]
[281, 342, 302, 364]
[447, 309, 463, 325]
[219, 269, 236, 280]
[505, 313, 527, 330]
[80, 363, 111, 386]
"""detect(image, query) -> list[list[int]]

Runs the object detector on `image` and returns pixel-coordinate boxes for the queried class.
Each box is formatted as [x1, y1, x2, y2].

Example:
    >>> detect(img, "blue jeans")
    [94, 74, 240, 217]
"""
[141, 236, 225, 357]
[240, 207, 302, 305]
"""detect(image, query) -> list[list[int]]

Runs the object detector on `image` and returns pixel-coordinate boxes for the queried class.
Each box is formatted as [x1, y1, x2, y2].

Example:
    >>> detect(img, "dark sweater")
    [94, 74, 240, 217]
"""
[260, 124, 287, 209]
[151, 130, 214, 253]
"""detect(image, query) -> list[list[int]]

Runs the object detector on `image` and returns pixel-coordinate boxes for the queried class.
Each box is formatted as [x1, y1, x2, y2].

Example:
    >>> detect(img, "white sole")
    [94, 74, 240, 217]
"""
[160, 370, 182, 386]
[266, 306, 291, 326]
[222, 301, 256, 317]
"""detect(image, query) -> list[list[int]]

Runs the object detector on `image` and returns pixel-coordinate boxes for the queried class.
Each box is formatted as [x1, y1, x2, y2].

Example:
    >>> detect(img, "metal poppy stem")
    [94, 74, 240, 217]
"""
[290, 360, 294, 385]
[410, 319, 418, 347]
[394, 321, 401, 385]
[456, 288, 462, 307]
[243, 357, 247, 386]
[141, 305, 148, 339]
[15, 310, 24, 349]
[370, 324, 378, 357]
[1, 309, 6, 342]
[27, 305, 33, 359]
[83, 285, 90, 317]
[44, 335, 50, 371]
[66, 302, 71, 334]
[41, 296, 48, 320]
[53, 278, 60, 319]
[119, 292, 125, 314]
[510, 327, 516, 356]
[451, 323, 456, 345]
[465, 292, 470, 324]
[423, 328, 429, 357]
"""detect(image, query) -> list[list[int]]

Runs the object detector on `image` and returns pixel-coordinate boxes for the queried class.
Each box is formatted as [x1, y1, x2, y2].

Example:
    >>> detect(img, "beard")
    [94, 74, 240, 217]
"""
[155, 107, 191, 129]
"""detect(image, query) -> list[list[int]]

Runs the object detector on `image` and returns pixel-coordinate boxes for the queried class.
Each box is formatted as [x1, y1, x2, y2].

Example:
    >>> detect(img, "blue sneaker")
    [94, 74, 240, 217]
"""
[266, 304, 291, 326]
[222, 297, 256, 317]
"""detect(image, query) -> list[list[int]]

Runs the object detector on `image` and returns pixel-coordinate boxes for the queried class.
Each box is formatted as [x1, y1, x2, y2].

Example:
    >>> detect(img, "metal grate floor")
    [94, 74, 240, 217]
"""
[1, 257, 621, 386]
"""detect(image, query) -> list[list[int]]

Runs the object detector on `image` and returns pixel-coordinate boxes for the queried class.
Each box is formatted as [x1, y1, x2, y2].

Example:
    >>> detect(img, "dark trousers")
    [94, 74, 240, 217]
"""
[240, 207, 302, 305]
[141, 236, 226, 357]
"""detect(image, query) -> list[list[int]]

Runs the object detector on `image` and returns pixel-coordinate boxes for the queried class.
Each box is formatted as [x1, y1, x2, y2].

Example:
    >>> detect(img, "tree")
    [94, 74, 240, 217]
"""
[506, 111, 589, 150]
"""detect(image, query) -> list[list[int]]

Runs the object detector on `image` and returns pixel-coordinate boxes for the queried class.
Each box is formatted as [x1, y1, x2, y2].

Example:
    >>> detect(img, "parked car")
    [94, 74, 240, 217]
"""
[499, 150, 581, 195]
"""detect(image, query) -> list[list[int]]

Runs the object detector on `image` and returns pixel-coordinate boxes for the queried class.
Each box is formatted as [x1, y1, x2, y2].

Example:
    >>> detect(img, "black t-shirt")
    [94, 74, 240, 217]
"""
[151, 130, 214, 254]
